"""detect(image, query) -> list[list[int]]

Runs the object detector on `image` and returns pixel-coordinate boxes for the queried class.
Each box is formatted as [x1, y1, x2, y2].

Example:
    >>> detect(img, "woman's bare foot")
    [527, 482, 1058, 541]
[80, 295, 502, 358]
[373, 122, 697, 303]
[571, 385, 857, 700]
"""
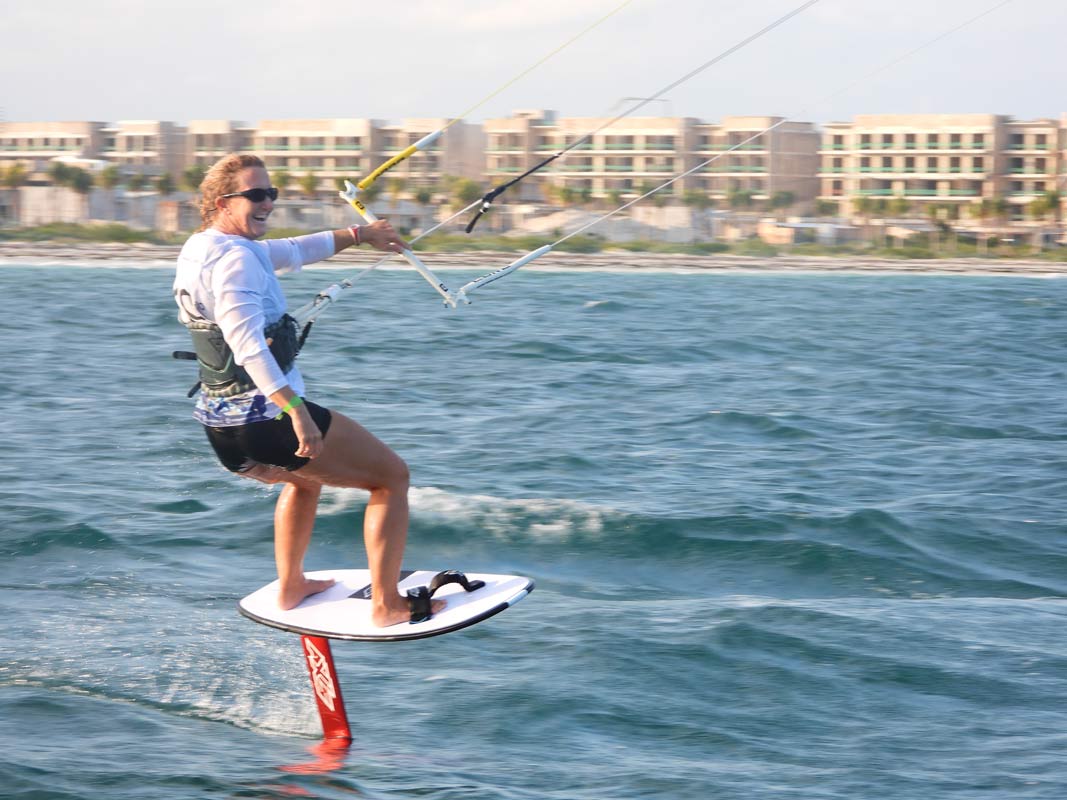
[371, 594, 446, 628]
[278, 576, 336, 610]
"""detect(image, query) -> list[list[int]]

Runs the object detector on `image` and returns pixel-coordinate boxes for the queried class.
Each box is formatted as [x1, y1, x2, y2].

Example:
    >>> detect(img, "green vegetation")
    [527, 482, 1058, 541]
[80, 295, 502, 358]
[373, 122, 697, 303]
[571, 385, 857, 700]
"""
[0, 222, 179, 244]
[1, 222, 1064, 263]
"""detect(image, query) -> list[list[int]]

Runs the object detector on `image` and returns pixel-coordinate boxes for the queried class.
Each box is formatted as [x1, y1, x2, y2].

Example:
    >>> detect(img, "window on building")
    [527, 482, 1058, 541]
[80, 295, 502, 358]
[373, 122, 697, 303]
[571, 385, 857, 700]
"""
[973, 133, 985, 148]
[926, 134, 939, 148]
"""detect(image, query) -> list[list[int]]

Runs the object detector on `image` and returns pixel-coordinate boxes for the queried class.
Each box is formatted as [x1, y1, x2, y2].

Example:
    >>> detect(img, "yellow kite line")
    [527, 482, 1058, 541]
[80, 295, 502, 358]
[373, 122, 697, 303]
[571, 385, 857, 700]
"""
[338, 0, 634, 307]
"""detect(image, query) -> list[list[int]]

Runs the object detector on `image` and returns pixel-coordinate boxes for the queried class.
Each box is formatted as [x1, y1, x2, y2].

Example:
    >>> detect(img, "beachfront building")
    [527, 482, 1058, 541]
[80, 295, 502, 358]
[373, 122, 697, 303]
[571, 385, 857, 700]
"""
[186, 120, 256, 168]
[482, 109, 558, 202]
[245, 118, 485, 198]
[1001, 117, 1063, 217]
[250, 118, 380, 198]
[818, 114, 1065, 220]
[482, 111, 820, 208]
[0, 121, 108, 174]
[99, 121, 186, 179]
[688, 116, 820, 208]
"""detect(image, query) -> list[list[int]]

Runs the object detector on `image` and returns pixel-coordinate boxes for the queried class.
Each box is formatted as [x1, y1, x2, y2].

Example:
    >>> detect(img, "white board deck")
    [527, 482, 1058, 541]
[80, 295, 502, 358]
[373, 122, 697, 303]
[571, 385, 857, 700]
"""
[238, 569, 534, 642]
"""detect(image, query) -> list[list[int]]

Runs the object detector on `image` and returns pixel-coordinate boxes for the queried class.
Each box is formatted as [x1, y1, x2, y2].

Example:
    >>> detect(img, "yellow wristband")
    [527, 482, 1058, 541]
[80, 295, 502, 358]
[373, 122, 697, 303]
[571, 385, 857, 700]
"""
[275, 395, 304, 419]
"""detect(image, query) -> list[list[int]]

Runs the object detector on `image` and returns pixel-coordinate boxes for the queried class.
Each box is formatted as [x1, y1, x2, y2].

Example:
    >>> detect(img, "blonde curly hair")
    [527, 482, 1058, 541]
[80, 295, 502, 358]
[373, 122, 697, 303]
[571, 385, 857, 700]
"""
[196, 153, 266, 231]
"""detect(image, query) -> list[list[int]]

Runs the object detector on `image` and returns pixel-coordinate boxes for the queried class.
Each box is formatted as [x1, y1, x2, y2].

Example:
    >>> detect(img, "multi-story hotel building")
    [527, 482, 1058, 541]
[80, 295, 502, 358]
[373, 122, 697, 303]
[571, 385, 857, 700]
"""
[0, 120, 107, 170]
[689, 116, 819, 205]
[2, 117, 484, 197]
[243, 117, 484, 196]
[818, 114, 1065, 219]
[186, 120, 255, 168]
[0, 120, 185, 178]
[2, 112, 1064, 225]
[483, 111, 820, 207]
[100, 120, 186, 178]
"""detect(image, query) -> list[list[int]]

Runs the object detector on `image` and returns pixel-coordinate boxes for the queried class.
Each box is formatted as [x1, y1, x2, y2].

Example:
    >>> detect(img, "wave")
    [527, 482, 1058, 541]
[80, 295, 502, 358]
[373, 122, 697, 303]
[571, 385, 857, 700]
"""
[306, 486, 1067, 601]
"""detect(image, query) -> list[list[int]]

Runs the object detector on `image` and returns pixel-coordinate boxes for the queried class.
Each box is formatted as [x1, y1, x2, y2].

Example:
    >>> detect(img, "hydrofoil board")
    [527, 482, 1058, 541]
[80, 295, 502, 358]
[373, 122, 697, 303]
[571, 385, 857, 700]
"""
[239, 569, 533, 642]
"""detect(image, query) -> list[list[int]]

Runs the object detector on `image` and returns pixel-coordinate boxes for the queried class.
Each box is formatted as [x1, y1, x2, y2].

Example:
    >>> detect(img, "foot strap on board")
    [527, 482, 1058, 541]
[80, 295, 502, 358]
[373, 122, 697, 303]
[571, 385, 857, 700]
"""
[406, 570, 487, 624]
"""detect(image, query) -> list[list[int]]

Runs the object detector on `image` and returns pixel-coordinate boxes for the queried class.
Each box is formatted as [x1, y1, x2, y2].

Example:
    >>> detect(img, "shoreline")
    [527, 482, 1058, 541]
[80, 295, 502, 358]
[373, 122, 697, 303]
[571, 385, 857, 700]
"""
[1, 240, 1065, 276]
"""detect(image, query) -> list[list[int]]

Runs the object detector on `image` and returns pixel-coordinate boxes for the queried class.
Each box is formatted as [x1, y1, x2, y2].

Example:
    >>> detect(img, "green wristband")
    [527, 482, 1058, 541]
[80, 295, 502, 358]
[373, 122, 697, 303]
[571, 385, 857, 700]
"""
[275, 395, 304, 419]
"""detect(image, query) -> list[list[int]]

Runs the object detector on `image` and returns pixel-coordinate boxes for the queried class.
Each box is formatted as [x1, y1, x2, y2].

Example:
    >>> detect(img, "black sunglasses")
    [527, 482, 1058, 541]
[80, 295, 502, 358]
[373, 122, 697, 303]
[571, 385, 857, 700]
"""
[221, 187, 279, 202]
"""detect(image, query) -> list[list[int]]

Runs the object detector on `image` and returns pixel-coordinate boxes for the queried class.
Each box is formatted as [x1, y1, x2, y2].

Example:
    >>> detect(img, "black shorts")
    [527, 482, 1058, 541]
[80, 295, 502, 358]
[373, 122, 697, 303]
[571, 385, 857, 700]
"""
[203, 399, 333, 473]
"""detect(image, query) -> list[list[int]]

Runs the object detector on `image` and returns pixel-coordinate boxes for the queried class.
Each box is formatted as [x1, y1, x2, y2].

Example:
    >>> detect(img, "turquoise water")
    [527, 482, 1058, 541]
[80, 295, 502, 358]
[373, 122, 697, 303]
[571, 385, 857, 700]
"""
[1, 262, 1065, 798]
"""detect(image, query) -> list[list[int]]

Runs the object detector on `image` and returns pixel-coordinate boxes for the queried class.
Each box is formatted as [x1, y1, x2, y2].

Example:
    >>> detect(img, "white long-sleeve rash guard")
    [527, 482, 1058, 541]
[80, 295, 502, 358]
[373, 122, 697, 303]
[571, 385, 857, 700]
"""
[174, 228, 335, 426]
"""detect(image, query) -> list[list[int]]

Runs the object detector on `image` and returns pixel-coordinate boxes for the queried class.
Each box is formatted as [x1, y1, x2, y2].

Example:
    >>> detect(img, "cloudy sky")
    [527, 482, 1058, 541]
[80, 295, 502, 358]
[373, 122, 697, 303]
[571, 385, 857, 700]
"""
[3, 0, 1063, 125]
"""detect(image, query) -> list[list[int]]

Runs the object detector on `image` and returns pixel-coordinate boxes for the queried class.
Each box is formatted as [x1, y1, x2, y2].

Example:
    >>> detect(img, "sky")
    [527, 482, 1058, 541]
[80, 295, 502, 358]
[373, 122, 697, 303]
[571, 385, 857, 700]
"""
[2, 0, 1064, 126]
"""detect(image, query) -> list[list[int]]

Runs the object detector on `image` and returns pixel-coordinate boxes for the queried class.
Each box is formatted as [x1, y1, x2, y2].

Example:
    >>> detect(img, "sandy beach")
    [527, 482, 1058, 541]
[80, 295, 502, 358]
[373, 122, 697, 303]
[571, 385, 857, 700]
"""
[1, 239, 1065, 275]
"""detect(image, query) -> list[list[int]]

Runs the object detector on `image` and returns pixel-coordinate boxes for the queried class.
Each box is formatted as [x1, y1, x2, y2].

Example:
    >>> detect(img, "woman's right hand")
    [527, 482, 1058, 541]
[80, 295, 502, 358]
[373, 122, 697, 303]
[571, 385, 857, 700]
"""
[291, 406, 324, 460]
[359, 219, 410, 254]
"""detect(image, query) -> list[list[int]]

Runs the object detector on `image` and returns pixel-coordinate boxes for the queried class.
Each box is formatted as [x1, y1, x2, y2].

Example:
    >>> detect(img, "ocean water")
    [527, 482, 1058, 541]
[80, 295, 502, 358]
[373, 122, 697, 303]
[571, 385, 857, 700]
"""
[1, 260, 1065, 799]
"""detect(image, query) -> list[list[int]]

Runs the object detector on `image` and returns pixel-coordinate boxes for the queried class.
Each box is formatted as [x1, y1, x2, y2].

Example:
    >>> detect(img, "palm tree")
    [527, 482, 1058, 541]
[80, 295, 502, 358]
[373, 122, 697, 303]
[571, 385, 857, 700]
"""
[727, 188, 755, 211]
[450, 177, 482, 211]
[127, 173, 148, 193]
[156, 173, 175, 196]
[298, 172, 319, 199]
[851, 195, 877, 246]
[98, 165, 122, 191]
[2, 163, 29, 224]
[70, 168, 93, 195]
[813, 199, 838, 218]
[887, 197, 910, 218]
[181, 164, 206, 193]
[768, 190, 796, 217]
[969, 196, 1008, 256]
[682, 189, 714, 211]
[48, 161, 73, 187]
